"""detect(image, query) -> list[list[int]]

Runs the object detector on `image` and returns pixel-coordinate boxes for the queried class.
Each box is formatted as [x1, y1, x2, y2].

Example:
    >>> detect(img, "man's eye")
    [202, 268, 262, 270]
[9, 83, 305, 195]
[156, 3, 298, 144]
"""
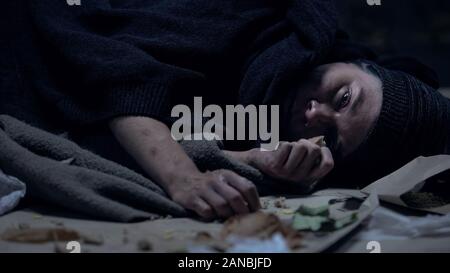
[338, 89, 351, 109]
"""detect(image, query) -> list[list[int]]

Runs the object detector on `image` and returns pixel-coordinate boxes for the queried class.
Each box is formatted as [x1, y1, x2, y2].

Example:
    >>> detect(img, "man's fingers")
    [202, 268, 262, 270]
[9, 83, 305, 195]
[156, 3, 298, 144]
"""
[253, 141, 292, 177]
[284, 142, 307, 173]
[201, 189, 234, 219]
[213, 182, 249, 215]
[191, 198, 216, 220]
[272, 142, 292, 167]
[287, 140, 322, 182]
[223, 171, 261, 211]
[308, 147, 335, 180]
[301, 142, 322, 172]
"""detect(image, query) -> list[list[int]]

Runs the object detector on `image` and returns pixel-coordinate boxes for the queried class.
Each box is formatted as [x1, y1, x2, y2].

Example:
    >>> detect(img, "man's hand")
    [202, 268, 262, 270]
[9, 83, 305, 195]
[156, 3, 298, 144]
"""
[110, 116, 260, 221]
[239, 139, 334, 185]
[168, 169, 260, 221]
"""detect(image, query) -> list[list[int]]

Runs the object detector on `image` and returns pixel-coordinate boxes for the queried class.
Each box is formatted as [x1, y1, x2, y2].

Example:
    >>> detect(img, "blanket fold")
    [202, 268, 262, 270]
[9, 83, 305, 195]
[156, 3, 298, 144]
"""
[0, 115, 186, 222]
[0, 115, 309, 222]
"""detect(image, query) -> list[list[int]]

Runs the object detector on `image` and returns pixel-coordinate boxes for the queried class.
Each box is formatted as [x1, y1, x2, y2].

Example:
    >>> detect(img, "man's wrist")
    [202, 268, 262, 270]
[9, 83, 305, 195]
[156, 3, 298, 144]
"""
[164, 168, 203, 196]
[223, 149, 258, 165]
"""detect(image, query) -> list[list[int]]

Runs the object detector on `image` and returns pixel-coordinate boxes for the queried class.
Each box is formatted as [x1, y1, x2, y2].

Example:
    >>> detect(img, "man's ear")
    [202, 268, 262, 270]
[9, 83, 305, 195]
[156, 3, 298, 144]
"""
[377, 56, 440, 89]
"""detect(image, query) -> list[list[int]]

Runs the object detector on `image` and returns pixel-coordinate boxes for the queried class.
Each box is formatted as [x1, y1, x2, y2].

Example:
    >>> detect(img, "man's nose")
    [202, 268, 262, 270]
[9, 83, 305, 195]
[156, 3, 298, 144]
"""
[304, 100, 334, 128]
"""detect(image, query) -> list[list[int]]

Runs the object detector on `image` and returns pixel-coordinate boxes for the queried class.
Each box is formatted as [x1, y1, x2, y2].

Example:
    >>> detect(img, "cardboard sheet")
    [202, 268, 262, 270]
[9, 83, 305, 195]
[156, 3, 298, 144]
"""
[362, 155, 450, 214]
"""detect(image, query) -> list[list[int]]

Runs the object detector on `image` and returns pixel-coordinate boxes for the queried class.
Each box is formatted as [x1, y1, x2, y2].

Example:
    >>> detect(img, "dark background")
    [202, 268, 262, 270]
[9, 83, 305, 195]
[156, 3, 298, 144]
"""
[337, 0, 450, 86]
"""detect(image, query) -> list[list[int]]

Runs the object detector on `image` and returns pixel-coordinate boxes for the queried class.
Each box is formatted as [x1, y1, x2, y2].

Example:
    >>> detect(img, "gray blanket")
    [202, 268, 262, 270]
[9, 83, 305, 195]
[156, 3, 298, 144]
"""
[0, 115, 289, 222]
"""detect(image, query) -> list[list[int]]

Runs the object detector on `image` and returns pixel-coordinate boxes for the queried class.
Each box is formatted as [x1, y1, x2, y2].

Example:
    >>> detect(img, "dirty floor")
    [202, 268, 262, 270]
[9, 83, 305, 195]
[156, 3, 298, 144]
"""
[1, 192, 450, 253]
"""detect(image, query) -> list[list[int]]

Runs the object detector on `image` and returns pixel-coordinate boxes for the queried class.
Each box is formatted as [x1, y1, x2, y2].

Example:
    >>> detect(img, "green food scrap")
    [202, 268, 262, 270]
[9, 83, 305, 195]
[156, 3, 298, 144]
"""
[297, 204, 330, 216]
[279, 209, 295, 215]
[292, 204, 358, 232]
[292, 214, 329, 231]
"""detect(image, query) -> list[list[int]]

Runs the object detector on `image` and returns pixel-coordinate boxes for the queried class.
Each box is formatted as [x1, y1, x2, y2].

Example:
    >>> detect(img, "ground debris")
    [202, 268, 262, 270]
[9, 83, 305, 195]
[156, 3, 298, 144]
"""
[194, 231, 213, 242]
[401, 192, 450, 208]
[274, 197, 288, 209]
[193, 231, 229, 252]
[1, 227, 102, 245]
[50, 220, 65, 227]
[220, 211, 302, 249]
[53, 242, 66, 253]
[32, 214, 43, 220]
[191, 212, 302, 252]
[137, 239, 153, 251]
[16, 223, 30, 230]
[261, 200, 269, 209]
[122, 228, 129, 244]
[164, 230, 174, 240]
[278, 209, 295, 215]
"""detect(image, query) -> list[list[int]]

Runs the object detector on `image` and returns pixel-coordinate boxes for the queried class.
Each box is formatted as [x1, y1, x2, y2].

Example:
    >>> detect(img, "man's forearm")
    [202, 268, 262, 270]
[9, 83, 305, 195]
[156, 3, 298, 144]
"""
[109, 116, 200, 194]
[223, 149, 257, 166]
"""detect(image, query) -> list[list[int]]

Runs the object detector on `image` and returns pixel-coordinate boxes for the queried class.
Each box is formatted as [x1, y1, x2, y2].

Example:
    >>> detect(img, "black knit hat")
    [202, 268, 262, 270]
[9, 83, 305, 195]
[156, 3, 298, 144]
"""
[326, 62, 450, 188]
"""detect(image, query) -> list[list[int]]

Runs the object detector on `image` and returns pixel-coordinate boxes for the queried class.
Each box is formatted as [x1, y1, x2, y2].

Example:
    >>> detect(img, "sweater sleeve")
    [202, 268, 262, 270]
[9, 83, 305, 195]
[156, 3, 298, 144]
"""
[26, 0, 206, 125]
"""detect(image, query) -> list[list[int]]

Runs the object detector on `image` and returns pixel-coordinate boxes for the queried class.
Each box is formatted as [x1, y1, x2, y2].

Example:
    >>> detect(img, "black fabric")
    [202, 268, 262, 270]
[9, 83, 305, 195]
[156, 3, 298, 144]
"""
[324, 62, 450, 189]
[1, 0, 337, 134]
[0, 0, 339, 174]
[369, 62, 450, 158]
[323, 30, 378, 65]
[377, 56, 440, 89]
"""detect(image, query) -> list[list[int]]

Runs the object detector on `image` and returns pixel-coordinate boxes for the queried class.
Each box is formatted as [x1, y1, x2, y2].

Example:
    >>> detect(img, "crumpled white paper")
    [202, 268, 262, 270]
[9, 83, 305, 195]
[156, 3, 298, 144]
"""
[187, 233, 290, 253]
[0, 168, 26, 216]
[226, 233, 290, 253]
[357, 207, 450, 240]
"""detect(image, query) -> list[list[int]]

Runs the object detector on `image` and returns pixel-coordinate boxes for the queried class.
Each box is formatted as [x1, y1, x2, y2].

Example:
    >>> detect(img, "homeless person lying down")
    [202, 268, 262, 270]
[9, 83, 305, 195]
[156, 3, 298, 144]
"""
[0, 0, 449, 221]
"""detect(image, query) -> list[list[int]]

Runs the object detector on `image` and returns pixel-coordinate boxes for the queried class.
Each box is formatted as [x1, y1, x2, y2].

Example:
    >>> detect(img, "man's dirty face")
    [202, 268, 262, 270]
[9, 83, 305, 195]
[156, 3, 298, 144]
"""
[287, 62, 383, 160]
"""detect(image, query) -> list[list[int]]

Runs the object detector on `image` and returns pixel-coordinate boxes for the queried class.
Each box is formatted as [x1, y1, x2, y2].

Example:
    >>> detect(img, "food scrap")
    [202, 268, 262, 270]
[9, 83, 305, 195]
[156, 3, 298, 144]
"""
[32, 214, 43, 220]
[164, 230, 174, 240]
[309, 136, 326, 147]
[261, 199, 269, 209]
[122, 228, 129, 244]
[194, 231, 213, 242]
[279, 209, 295, 215]
[220, 211, 302, 249]
[17, 223, 30, 230]
[274, 197, 288, 209]
[292, 204, 357, 232]
[137, 239, 153, 251]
